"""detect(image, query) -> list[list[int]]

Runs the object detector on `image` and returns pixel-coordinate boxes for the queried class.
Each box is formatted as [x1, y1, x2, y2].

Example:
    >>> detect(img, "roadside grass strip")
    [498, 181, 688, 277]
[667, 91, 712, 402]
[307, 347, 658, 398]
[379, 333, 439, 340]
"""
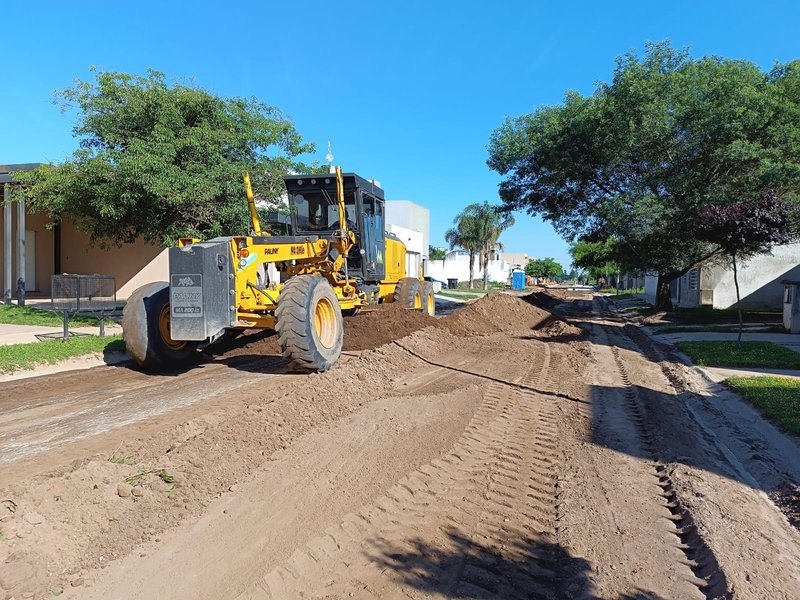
[0, 335, 125, 373]
[726, 376, 800, 436]
[0, 304, 100, 327]
[676, 341, 800, 370]
[438, 291, 485, 300]
[671, 306, 782, 324]
[655, 325, 785, 334]
[609, 292, 642, 300]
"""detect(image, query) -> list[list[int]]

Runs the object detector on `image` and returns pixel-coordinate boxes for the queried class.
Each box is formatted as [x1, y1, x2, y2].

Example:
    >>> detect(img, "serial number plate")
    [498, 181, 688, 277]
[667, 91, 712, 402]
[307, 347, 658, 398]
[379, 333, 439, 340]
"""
[171, 274, 203, 318]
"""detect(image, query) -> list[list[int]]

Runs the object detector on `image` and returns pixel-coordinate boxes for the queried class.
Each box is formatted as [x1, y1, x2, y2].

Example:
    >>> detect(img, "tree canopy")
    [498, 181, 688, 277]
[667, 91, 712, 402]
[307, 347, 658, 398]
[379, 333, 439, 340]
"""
[569, 239, 620, 284]
[15, 69, 315, 246]
[445, 209, 482, 288]
[445, 202, 514, 289]
[429, 246, 447, 261]
[697, 191, 796, 342]
[525, 257, 564, 280]
[488, 42, 800, 309]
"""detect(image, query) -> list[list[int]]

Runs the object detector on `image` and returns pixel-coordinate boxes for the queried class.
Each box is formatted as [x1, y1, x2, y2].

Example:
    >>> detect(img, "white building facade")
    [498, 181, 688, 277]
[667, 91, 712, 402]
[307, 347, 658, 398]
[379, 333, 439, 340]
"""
[427, 250, 513, 286]
[643, 242, 800, 310]
[385, 200, 430, 278]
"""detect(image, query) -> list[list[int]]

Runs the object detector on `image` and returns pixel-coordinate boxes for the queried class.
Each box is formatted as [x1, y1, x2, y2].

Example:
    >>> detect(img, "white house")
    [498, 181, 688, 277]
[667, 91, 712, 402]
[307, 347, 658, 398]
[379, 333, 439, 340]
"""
[388, 223, 424, 278]
[427, 250, 513, 286]
[643, 242, 800, 309]
[385, 200, 430, 278]
[386, 200, 429, 259]
[501, 252, 530, 270]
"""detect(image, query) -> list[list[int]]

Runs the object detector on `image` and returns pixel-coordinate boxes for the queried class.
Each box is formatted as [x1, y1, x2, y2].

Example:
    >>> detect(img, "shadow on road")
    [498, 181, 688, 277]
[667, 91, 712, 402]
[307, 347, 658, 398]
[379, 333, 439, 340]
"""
[366, 526, 593, 598]
[364, 526, 669, 600]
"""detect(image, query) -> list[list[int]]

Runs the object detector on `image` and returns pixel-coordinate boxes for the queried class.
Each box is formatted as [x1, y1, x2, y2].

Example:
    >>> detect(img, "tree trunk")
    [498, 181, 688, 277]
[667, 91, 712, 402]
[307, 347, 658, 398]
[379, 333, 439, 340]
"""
[468, 251, 475, 289]
[733, 253, 743, 349]
[655, 272, 674, 312]
[482, 253, 489, 291]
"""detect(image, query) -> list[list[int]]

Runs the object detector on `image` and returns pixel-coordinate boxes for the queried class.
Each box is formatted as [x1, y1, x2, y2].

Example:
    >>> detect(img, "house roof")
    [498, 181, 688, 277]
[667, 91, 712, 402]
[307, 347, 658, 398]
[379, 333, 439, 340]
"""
[0, 163, 42, 184]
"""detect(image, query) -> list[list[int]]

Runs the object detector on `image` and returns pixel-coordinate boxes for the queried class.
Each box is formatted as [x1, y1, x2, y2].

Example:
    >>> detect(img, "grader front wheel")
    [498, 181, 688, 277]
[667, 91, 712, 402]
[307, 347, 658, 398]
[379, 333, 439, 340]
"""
[394, 277, 423, 310]
[422, 282, 436, 316]
[275, 275, 343, 372]
[122, 281, 199, 370]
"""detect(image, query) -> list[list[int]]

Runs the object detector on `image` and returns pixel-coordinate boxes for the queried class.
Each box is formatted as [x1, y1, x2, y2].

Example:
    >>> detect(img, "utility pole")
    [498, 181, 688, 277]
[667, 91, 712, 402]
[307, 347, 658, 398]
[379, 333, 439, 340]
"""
[16, 186, 25, 306]
[3, 183, 12, 304]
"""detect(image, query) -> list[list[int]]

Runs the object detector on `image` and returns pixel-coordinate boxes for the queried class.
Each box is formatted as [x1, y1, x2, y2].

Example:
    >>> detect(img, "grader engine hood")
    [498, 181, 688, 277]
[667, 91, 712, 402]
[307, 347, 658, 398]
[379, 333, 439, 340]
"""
[168, 238, 235, 341]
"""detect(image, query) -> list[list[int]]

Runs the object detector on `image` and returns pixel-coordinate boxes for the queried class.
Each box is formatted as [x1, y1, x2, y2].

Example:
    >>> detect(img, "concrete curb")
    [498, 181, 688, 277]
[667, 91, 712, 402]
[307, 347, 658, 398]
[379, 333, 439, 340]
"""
[0, 351, 132, 383]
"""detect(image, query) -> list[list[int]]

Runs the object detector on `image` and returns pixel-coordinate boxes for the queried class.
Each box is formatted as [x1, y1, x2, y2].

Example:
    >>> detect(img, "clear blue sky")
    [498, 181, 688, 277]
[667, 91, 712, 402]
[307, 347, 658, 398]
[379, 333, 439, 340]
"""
[1, 1, 798, 269]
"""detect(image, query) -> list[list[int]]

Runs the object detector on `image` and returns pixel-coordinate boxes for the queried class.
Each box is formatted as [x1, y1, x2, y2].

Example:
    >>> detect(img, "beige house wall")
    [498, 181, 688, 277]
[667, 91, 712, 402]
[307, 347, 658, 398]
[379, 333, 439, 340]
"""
[1, 201, 168, 301]
[60, 220, 168, 300]
[0, 206, 55, 294]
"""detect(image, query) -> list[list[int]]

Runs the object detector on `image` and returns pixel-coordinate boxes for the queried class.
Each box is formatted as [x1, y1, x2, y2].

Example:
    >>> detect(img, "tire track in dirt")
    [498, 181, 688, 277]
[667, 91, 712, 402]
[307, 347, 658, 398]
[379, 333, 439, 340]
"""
[565, 303, 709, 599]
[597, 299, 800, 597]
[607, 341, 729, 598]
[592, 298, 729, 598]
[247, 341, 568, 599]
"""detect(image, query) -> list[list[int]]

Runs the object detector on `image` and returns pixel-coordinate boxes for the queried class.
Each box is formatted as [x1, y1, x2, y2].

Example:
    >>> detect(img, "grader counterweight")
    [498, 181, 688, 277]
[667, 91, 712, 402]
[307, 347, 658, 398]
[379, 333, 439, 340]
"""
[122, 167, 434, 372]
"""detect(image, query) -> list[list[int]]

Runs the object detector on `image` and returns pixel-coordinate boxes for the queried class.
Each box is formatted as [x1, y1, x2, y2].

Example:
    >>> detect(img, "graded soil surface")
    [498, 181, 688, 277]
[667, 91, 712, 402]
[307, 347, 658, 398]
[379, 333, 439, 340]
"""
[1, 292, 799, 599]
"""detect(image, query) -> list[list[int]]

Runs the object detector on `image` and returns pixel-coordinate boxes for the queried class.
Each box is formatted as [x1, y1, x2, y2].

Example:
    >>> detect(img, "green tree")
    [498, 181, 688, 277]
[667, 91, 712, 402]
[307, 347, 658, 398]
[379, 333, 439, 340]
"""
[525, 257, 564, 280]
[569, 239, 620, 286]
[15, 69, 315, 246]
[429, 245, 447, 261]
[461, 201, 515, 290]
[698, 192, 797, 345]
[488, 42, 800, 310]
[445, 211, 481, 288]
[445, 203, 515, 290]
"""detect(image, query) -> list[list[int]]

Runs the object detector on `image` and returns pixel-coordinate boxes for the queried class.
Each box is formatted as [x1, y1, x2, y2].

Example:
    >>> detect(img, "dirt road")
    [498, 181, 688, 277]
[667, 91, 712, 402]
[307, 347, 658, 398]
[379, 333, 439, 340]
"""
[1, 293, 799, 599]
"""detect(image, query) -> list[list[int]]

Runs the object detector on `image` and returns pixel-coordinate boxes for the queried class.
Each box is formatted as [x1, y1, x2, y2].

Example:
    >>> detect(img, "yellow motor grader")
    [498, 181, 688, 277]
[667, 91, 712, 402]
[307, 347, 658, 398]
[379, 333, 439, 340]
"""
[122, 167, 434, 372]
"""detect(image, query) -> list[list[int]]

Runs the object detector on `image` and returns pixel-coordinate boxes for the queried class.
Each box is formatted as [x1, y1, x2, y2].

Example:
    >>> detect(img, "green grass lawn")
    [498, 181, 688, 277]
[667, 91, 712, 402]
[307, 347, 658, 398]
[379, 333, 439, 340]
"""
[655, 324, 786, 334]
[0, 334, 125, 373]
[676, 341, 800, 370]
[726, 376, 800, 436]
[454, 281, 505, 291]
[438, 290, 484, 300]
[671, 305, 781, 324]
[0, 303, 101, 327]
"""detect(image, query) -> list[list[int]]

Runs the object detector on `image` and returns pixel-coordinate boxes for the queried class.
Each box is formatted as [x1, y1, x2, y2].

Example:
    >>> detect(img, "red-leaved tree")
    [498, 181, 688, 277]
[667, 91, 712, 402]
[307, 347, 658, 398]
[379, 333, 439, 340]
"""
[697, 192, 798, 345]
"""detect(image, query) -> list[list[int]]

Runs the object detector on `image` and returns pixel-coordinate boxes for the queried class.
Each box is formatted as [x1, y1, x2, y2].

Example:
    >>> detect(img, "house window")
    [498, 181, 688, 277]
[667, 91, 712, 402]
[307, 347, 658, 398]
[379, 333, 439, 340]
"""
[688, 268, 699, 291]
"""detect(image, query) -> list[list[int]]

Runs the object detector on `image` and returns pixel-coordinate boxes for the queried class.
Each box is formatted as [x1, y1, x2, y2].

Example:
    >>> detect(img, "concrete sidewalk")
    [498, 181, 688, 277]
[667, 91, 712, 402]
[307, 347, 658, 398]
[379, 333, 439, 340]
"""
[0, 322, 122, 346]
[699, 365, 800, 383]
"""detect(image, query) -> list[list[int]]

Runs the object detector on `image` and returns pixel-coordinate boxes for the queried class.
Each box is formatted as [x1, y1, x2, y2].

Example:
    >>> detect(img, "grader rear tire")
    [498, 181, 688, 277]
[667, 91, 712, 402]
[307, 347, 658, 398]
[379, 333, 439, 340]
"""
[394, 277, 423, 309]
[422, 282, 436, 316]
[275, 275, 343, 372]
[122, 282, 199, 370]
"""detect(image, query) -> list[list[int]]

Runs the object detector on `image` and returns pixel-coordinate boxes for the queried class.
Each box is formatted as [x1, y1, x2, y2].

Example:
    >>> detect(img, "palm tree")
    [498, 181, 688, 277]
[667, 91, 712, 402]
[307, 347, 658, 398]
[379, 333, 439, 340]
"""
[445, 212, 481, 289]
[446, 203, 515, 290]
[461, 202, 515, 290]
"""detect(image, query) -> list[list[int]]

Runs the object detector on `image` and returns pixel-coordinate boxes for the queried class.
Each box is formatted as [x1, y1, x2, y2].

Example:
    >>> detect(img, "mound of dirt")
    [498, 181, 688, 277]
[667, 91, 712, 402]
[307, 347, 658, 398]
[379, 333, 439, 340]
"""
[437, 292, 552, 336]
[534, 318, 584, 339]
[207, 292, 558, 363]
[343, 304, 435, 351]
[207, 304, 436, 359]
[523, 290, 564, 310]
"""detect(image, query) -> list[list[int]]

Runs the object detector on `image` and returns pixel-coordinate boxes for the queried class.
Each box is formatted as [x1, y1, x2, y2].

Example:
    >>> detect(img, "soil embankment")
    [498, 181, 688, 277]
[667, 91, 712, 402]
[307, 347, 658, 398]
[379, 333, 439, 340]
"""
[1, 291, 798, 600]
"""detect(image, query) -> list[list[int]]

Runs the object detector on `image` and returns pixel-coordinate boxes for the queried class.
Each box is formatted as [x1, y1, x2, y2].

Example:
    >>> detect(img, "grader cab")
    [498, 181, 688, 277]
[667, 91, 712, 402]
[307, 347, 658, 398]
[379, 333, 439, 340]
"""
[122, 167, 434, 372]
